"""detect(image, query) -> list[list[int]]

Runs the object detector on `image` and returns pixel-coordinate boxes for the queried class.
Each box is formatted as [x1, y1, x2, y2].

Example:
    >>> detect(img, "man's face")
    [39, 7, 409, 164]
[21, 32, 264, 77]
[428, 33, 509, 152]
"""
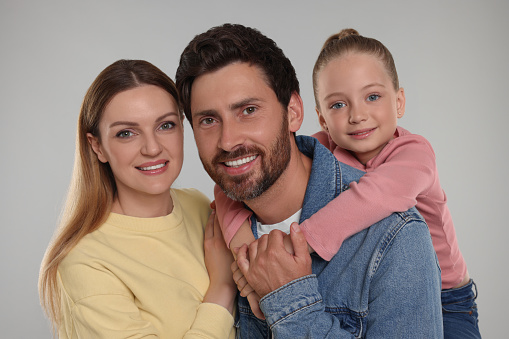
[190, 62, 291, 201]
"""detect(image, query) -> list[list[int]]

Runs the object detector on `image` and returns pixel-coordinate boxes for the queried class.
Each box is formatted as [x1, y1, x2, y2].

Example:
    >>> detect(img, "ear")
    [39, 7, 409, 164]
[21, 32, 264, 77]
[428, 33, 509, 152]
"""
[396, 87, 406, 119]
[287, 92, 304, 133]
[87, 133, 108, 163]
[315, 107, 328, 132]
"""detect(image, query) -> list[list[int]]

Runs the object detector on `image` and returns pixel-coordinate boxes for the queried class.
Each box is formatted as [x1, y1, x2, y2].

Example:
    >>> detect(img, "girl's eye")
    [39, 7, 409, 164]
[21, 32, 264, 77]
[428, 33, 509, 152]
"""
[367, 94, 380, 102]
[160, 122, 175, 130]
[242, 106, 256, 115]
[331, 102, 346, 109]
[116, 130, 134, 138]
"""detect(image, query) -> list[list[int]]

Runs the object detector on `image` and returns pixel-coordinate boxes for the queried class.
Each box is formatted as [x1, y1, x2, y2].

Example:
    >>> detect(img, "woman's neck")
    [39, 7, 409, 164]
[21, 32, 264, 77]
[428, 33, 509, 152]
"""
[111, 190, 174, 218]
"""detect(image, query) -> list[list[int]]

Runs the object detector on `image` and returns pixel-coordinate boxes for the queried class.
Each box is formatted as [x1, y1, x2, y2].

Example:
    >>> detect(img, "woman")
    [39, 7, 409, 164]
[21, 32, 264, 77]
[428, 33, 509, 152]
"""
[38, 59, 236, 338]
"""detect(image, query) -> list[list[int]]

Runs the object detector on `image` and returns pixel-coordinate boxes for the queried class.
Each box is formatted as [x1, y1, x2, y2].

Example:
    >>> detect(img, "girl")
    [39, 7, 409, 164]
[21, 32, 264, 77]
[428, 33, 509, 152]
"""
[39, 60, 236, 338]
[220, 29, 480, 338]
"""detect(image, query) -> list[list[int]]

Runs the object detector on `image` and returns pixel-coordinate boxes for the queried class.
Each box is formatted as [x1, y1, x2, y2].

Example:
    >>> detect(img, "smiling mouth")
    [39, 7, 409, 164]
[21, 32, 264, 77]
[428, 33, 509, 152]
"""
[136, 161, 168, 171]
[224, 155, 257, 168]
[349, 128, 375, 136]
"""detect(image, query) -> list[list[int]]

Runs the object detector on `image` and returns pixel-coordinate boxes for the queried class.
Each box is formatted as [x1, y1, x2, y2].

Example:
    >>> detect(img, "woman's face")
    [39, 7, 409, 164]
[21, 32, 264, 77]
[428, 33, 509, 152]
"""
[88, 85, 184, 203]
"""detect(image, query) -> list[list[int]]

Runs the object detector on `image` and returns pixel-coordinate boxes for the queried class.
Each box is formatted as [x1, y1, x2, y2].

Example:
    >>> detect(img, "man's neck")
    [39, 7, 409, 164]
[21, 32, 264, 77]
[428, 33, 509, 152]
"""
[244, 145, 312, 225]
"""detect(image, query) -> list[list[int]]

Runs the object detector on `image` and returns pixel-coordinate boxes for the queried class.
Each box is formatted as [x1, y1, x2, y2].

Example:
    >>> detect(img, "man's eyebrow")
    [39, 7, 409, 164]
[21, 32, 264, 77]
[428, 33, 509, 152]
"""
[192, 97, 263, 118]
[230, 97, 262, 110]
[192, 109, 219, 119]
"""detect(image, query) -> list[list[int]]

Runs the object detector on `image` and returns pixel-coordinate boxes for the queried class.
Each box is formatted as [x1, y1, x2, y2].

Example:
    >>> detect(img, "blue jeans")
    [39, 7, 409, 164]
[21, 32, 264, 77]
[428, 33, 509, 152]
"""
[442, 279, 481, 338]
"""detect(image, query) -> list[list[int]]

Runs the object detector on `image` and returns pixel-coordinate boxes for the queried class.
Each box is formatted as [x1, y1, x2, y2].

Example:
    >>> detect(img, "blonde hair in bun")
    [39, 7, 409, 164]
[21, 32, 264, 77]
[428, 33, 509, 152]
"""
[321, 28, 360, 51]
[313, 28, 399, 110]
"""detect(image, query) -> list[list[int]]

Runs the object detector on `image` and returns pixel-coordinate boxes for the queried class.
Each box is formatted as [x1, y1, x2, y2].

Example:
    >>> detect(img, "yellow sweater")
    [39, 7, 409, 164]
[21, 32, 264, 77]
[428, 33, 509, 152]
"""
[57, 188, 235, 339]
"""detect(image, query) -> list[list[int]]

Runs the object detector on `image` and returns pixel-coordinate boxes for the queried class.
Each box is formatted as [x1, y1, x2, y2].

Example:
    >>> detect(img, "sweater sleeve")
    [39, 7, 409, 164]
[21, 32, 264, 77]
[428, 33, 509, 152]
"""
[300, 134, 437, 260]
[58, 271, 160, 338]
[214, 184, 252, 248]
[311, 130, 336, 152]
[184, 303, 235, 338]
[59, 271, 234, 339]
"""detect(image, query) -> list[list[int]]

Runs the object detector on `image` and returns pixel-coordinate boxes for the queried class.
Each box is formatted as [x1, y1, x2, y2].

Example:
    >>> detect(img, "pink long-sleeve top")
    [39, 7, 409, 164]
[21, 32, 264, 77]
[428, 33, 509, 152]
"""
[214, 126, 467, 289]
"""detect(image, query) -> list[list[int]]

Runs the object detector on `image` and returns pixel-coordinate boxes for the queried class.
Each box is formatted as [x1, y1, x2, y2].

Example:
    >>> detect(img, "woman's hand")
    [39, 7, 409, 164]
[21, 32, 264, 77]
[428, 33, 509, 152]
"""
[203, 210, 237, 314]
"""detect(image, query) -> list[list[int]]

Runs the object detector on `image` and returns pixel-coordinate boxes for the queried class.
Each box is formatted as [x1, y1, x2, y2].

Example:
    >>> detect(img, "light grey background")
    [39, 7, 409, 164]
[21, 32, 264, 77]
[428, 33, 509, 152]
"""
[1, 0, 507, 337]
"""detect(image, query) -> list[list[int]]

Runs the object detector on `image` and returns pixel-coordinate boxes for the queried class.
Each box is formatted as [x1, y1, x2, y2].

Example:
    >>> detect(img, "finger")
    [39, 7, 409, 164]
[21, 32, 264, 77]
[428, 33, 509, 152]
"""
[290, 223, 308, 258]
[266, 229, 285, 249]
[250, 235, 268, 260]
[204, 210, 216, 239]
[247, 292, 265, 320]
[231, 259, 239, 275]
[232, 266, 246, 286]
[239, 281, 255, 297]
[236, 244, 250, 275]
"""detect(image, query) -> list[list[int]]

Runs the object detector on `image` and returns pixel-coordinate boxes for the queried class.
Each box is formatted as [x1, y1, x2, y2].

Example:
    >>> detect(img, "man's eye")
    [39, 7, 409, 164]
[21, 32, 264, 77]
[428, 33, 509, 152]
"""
[200, 117, 215, 125]
[242, 106, 256, 115]
[116, 130, 134, 138]
[331, 102, 345, 109]
[367, 94, 380, 102]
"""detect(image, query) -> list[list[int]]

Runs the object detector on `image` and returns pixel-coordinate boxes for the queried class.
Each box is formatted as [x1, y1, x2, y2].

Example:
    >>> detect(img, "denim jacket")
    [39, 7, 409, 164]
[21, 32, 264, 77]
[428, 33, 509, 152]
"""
[236, 135, 443, 338]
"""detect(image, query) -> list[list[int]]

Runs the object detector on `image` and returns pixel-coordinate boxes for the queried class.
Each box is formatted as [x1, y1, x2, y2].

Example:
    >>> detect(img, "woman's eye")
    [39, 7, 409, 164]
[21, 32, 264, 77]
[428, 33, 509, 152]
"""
[331, 102, 345, 109]
[116, 130, 134, 138]
[160, 122, 175, 130]
[242, 106, 256, 115]
[367, 94, 380, 102]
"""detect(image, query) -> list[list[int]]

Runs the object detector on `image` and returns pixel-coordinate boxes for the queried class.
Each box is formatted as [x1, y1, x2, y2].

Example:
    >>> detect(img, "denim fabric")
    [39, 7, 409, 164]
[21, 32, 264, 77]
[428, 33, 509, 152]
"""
[236, 135, 443, 338]
[442, 280, 481, 338]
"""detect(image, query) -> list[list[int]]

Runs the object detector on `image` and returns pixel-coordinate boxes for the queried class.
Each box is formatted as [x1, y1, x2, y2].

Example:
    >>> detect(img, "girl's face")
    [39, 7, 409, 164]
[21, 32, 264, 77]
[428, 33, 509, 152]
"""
[88, 85, 183, 204]
[316, 52, 405, 164]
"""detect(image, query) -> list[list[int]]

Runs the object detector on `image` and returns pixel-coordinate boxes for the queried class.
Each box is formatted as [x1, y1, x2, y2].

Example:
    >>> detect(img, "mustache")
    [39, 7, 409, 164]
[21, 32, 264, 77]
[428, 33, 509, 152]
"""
[213, 146, 263, 164]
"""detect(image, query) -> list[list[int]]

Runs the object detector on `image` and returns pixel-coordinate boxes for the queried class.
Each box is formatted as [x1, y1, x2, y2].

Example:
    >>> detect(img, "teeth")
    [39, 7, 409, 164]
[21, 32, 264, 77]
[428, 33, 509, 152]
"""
[225, 155, 257, 168]
[138, 162, 166, 171]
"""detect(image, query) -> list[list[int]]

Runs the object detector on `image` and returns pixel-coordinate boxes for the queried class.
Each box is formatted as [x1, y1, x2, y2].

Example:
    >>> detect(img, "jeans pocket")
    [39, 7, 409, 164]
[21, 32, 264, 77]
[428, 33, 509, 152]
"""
[442, 298, 478, 315]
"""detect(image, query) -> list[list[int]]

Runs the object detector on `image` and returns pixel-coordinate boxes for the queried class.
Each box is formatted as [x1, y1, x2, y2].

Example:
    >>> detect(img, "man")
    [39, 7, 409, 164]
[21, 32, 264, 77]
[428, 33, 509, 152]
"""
[176, 23, 443, 338]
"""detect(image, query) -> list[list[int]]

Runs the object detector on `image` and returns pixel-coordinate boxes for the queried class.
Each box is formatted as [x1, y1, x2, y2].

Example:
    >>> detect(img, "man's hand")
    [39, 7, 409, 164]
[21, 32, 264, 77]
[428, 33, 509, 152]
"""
[235, 223, 312, 298]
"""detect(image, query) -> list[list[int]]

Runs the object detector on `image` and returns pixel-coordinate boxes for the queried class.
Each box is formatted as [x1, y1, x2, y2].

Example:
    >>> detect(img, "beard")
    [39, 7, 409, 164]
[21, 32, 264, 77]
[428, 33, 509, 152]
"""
[201, 114, 292, 202]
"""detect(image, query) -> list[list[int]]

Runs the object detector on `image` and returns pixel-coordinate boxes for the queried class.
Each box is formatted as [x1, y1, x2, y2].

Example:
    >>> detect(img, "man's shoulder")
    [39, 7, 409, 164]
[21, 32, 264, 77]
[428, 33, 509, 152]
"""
[342, 207, 429, 256]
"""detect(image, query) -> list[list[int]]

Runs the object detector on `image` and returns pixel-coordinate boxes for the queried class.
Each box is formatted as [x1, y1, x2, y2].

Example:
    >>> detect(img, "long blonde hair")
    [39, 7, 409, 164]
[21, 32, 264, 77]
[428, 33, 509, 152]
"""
[312, 28, 400, 110]
[38, 59, 180, 331]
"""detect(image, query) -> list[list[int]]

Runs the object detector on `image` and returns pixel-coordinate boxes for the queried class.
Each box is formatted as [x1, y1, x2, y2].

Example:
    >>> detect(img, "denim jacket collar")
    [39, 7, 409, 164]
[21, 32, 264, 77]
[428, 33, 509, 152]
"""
[250, 135, 364, 239]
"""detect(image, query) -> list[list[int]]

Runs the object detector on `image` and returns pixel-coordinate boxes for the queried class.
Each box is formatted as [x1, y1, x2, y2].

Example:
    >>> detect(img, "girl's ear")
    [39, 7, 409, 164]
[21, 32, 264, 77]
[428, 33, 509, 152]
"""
[316, 107, 329, 132]
[396, 87, 406, 118]
[287, 91, 304, 133]
[87, 133, 108, 163]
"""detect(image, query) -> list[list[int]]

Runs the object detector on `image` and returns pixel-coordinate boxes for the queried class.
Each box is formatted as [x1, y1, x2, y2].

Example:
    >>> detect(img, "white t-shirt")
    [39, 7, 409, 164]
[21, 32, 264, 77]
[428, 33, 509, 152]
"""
[256, 209, 302, 237]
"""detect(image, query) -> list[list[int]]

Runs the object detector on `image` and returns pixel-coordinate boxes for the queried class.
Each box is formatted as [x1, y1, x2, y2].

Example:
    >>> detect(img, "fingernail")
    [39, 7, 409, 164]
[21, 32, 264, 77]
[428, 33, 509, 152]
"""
[292, 223, 301, 232]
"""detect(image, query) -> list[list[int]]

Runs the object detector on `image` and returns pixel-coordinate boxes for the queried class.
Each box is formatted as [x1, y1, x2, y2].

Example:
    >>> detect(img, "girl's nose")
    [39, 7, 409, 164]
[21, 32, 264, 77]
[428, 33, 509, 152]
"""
[349, 107, 368, 124]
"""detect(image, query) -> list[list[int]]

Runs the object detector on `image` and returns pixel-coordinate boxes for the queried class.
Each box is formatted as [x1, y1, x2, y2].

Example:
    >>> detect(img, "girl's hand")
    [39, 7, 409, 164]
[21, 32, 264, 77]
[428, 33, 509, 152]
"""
[203, 210, 237, 314]
[231, 257, 265, 319]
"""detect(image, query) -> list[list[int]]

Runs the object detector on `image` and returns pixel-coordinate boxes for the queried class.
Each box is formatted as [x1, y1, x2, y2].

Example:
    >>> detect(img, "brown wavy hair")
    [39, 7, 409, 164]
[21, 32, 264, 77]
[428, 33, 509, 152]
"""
[38, 59, 180, 332]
